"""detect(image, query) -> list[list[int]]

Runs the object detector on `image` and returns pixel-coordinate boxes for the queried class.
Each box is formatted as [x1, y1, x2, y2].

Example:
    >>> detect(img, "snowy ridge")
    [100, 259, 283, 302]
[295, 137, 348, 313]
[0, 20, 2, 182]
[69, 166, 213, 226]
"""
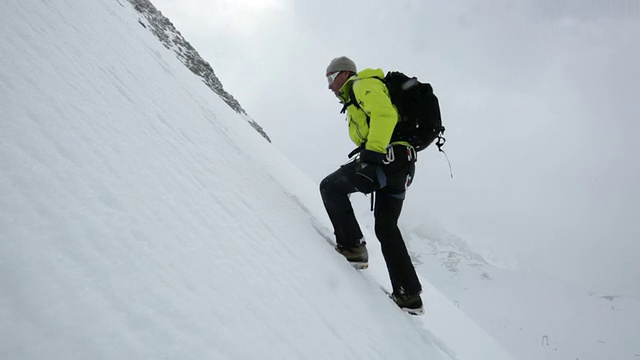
[409, 232, 640, 359]
[404, 222, 489, 273]
[0, 0, 517, 359]
[126, 0, 270, 142]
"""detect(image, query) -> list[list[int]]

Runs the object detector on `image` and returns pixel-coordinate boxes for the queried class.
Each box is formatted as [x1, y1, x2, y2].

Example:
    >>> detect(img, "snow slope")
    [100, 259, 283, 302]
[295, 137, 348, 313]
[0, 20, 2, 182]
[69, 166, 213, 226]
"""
[0, 0, 513, 359]
[404, 222, 640, 360]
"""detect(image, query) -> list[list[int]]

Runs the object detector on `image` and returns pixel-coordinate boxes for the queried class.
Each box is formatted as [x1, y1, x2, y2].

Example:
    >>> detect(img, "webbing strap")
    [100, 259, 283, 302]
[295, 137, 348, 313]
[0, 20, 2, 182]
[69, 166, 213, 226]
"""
[340, 86, 360, 114]
[436, 134, 446, 152]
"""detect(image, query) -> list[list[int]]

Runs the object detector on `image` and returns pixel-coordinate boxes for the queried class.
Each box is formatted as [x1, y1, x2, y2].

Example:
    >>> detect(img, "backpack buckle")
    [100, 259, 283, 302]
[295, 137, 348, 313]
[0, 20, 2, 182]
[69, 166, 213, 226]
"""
[436, 135, 446, 151]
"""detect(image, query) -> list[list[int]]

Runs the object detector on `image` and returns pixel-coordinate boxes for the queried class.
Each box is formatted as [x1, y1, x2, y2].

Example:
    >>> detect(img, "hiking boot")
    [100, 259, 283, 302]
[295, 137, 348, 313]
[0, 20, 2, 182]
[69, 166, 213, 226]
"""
[335, 243, 368, 269]
[391, 292, 424, 315]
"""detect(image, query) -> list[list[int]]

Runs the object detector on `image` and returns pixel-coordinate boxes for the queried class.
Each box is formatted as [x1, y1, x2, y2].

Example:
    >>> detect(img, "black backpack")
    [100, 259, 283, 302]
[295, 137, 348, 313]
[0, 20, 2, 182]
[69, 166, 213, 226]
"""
[344, 71, 446, 152]
[384, 72, 445, 152]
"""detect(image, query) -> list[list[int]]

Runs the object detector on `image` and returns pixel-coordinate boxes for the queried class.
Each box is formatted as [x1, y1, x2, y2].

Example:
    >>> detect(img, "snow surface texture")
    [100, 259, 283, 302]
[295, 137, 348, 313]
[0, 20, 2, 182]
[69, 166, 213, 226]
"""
[127, 0, 271, 142]
[1, 0, 637, 359]
[404, 222, 640, 359]
[0, 0, 512, 359]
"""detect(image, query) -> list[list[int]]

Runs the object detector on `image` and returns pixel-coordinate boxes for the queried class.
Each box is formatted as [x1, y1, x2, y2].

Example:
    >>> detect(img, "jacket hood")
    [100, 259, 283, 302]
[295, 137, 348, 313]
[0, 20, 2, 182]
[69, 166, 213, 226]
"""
[338, 68, 385, 102]
[356, 68, 385, 79]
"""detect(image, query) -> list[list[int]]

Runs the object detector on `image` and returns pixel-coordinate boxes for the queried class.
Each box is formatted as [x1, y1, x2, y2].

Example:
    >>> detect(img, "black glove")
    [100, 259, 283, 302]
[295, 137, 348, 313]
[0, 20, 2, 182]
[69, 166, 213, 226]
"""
[353, 150, 386, 194]
[359, 149, 386, 164]
[347, 145, 364, 159]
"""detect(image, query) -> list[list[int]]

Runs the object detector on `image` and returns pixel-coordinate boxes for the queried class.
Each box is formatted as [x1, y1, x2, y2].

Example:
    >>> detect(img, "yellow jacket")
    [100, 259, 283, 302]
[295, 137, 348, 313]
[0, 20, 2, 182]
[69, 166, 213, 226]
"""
[338, 68, 407, 155]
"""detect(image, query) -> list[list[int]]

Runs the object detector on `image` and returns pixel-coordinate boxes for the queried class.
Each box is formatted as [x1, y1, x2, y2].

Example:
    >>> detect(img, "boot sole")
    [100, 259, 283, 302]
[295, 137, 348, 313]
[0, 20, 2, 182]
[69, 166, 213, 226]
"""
[350, 262, 369, 270]
[401, 306, 424, 315]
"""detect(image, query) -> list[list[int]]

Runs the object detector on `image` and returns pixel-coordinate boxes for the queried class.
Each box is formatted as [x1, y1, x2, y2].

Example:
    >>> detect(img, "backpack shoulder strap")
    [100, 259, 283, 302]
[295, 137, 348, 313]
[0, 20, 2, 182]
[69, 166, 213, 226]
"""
[340, 77, 386, 114]
[340, 85, 360, 114]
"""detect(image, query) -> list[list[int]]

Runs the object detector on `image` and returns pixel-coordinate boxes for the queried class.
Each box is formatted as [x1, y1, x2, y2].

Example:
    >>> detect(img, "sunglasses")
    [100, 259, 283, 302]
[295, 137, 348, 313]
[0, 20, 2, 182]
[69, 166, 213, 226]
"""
[327, 71, 342, 85]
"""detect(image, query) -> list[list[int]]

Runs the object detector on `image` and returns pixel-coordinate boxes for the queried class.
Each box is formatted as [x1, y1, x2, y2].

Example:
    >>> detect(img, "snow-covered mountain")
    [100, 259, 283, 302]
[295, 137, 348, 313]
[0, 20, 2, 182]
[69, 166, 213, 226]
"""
[1, 0, 638, 359]
[0, 0, 513, 359]
[406, 224, 640, 359]
[127, 0, 270, 142]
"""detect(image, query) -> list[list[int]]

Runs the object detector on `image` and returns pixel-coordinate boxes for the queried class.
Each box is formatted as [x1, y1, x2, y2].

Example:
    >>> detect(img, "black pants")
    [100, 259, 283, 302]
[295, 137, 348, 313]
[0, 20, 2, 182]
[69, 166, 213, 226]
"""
[319, 146, 422, 295]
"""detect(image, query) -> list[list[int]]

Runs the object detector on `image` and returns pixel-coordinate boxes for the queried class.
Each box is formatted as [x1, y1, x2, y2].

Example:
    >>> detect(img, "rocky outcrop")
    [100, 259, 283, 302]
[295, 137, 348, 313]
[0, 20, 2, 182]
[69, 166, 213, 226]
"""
[127, 0, 271, 142]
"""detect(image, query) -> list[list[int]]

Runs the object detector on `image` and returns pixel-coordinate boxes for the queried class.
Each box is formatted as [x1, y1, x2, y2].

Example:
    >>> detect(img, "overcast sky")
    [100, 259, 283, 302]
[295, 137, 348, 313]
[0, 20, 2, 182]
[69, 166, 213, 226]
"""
[150, 0, 639, 297]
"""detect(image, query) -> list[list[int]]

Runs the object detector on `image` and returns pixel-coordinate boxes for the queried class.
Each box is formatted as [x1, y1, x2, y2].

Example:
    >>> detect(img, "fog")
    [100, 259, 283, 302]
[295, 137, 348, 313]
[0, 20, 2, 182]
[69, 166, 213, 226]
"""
[151, 0, 640, 297]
